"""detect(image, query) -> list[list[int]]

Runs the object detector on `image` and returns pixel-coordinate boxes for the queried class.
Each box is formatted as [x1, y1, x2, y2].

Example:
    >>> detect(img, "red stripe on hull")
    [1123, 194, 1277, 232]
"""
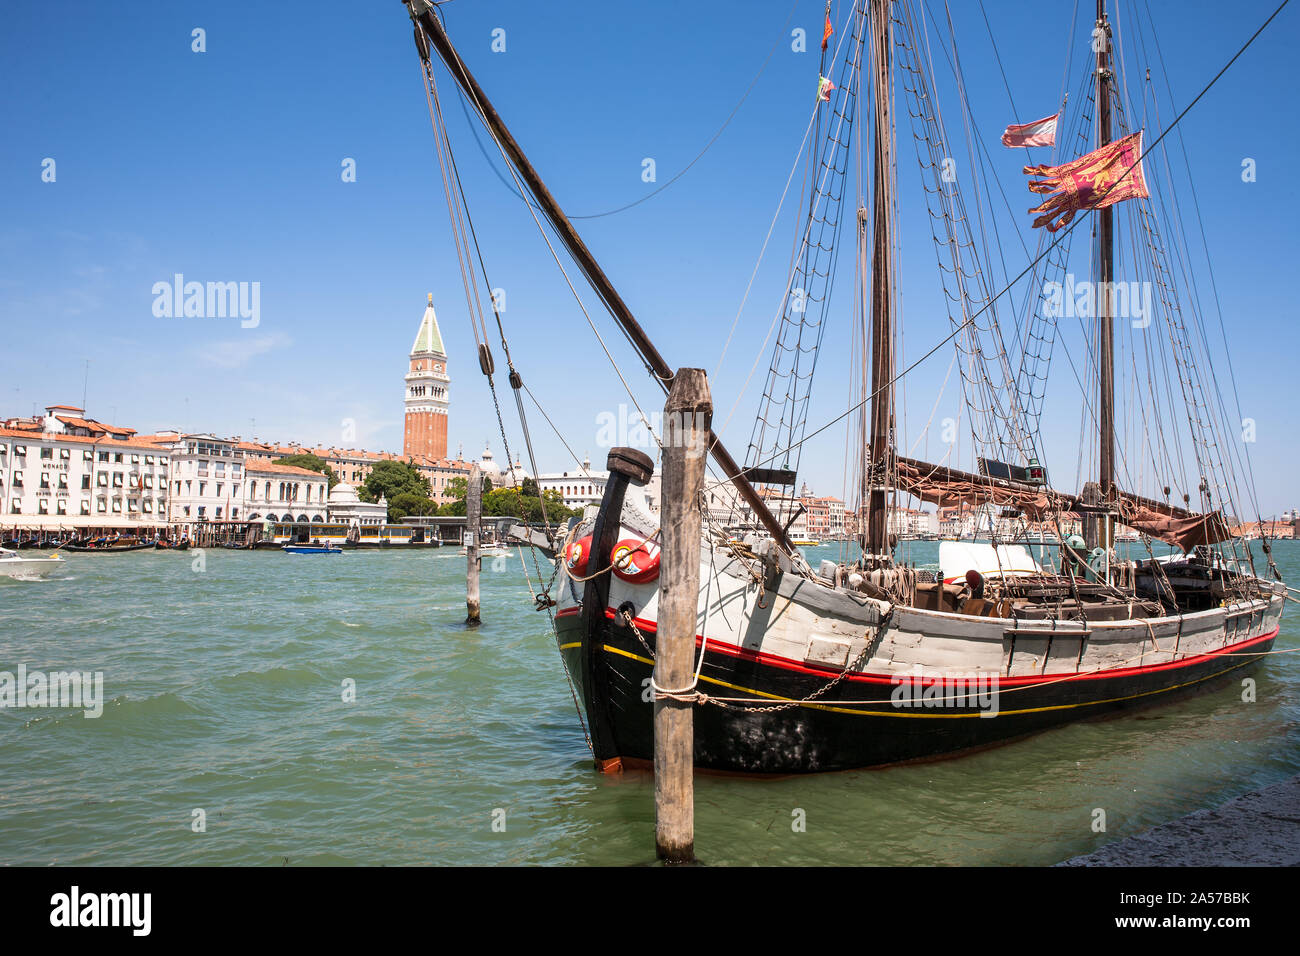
[602, 607, 1279, 687]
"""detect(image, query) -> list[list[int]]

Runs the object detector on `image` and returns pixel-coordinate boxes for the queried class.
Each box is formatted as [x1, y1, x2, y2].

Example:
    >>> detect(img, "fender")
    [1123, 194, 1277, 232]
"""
[565, 534, 593, 577]
[611, 537, 660, 584]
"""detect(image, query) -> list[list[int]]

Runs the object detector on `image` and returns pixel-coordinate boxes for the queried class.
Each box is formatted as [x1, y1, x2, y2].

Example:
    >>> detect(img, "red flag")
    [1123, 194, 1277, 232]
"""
[1023, 131, 1149, 231]
[1001, 112, 1059, 148]
[822, 14, 833, 51]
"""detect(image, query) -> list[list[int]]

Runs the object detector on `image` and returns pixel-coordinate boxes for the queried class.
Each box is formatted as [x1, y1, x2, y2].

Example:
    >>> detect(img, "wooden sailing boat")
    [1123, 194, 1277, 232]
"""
[404, 0, 1286, 772]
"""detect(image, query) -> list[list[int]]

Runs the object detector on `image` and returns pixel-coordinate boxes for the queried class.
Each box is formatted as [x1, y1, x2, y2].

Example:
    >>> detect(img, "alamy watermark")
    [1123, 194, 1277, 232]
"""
[595, 403, 707, 457]
[1043, 274, 1152, 328]
[152, 274, 260, 328]
[890, 664, 1000, 717]
[0, 665, 104, 718]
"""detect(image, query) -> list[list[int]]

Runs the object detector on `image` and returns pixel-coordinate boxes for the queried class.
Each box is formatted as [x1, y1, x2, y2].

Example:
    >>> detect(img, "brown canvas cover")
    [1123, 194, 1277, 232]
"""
[895, 456, 1230, 552]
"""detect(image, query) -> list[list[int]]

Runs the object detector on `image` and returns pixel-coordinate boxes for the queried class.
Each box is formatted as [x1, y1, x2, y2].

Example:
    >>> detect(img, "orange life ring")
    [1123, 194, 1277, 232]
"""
[611, 538, 660, 584]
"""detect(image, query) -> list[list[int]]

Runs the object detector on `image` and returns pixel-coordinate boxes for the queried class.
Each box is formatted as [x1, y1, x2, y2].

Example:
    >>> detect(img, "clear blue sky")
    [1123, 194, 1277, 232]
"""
[1, 0, 1295, 515]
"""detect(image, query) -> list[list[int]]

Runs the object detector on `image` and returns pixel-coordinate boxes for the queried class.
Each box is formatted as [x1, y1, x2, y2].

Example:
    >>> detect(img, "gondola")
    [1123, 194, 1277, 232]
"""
[63, 537, 154, 553]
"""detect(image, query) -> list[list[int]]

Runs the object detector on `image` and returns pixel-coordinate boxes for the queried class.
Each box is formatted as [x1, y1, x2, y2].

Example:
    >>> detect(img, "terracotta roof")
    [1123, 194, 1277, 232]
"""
[54, 415, 137, 435]
[243, 461, 328, 478]
[0, 426, 170, 451]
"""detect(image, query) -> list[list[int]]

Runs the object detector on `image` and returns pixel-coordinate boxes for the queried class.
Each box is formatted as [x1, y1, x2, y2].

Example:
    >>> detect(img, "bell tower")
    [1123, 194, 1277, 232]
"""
[403, 293, 450, 460]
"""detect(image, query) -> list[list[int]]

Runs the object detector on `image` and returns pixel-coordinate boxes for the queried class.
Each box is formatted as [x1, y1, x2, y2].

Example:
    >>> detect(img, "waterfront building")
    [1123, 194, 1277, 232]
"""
[326, 483, 388, 526]
[403, 293, 451, 461]
[537, 456, 609, 510]
[241, 441, 472, 509]
[150, 433, 327, 532]
[158, 434, 246, 525]
[242, 460, 328, 525]
[887, 506, 938, 538]
[798, 494, 846, 539]
[0, 417, 170, 530]
[412, 453, 475, 506]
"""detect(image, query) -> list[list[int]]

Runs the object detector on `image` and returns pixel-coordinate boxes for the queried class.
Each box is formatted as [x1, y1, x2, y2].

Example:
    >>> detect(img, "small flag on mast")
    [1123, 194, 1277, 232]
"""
[822, 12, 834, 51]
[1001, 112, 1060, 148]
[818, 75, 836, 102]
[1022, 130, 1149, 232]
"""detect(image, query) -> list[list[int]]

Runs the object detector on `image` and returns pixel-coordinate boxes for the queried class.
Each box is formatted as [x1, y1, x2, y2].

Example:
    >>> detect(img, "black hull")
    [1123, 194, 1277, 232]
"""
[557, 608, 1278, 773]
[62, 543, 153, 553]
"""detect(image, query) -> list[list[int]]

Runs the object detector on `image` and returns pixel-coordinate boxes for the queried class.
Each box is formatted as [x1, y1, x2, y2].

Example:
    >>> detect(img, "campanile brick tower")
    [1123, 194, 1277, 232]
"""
[403, 293, 450, 460]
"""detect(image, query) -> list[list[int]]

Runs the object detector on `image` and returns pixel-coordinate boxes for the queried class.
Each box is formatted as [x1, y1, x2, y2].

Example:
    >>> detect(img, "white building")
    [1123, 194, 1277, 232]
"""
[243, 460, 329, 525]
[887, 506, 939, 538]
[537, 456, 609, 509]
[161, 434, 246, 525]
[0, 405, 171, 529]
[158, 433, 327, 530]
[326, 483, 388, 526]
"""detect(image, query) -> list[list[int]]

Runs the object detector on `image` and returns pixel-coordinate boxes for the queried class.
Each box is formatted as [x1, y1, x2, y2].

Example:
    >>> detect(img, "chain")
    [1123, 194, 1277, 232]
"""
[620, 608, 658, 659]
[618, 607, 894, 712]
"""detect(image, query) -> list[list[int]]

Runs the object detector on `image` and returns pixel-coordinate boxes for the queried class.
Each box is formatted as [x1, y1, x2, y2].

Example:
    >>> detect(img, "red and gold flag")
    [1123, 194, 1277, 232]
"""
[822, 13, 833, 51]
[1023, 130, 1149, 231]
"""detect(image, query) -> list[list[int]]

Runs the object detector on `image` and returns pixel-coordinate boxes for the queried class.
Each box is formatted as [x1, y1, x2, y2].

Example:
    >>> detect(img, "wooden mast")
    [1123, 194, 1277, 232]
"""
[1094, 0, 1116, 556]
[865, 0, 894, 563]
[406, 2, 794, 553]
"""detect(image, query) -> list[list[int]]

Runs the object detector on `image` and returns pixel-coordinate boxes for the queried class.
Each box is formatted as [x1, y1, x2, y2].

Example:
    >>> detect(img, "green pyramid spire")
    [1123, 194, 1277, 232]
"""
[411, 293, 445, 356]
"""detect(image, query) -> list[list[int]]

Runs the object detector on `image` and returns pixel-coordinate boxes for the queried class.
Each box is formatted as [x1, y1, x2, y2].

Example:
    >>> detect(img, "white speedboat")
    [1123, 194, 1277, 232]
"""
[0, 547, 66, 579]
[459, 543, 512, 558]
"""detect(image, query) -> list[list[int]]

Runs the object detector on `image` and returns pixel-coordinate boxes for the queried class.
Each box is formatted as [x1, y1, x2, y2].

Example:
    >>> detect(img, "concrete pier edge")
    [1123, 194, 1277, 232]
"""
[1060, 773, 1300, 866]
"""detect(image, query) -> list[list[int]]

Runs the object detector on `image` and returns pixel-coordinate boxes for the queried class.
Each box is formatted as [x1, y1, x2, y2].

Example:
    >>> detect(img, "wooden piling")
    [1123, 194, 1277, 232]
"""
[466, 463, 482, 626]
[655, 368, 710, 863]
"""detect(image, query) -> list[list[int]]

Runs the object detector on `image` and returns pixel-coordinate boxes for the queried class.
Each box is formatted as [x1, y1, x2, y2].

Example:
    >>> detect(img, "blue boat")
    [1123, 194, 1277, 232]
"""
[282, 545, 342, 554]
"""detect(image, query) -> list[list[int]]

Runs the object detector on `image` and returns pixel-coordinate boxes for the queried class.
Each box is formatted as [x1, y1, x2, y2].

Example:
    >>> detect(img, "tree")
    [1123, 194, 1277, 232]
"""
[483, 487, 525, 518]
[437, 497, 466, 517]
[274, 453, 339, 489]
[520, 476, 539, 498]
[361, 459, 430, 504]
[388, 491, 436, 524]
[535, 488, 578, 523]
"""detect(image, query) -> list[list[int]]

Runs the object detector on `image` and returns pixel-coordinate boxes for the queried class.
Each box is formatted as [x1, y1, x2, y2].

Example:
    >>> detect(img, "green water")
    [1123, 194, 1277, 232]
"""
[1, 540, 1296, 866]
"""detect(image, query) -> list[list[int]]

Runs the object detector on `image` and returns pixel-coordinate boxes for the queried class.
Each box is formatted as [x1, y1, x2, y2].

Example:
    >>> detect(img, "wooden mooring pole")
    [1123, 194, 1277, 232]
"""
[655, 368, 710, 863]
[466, 463, 482, 626]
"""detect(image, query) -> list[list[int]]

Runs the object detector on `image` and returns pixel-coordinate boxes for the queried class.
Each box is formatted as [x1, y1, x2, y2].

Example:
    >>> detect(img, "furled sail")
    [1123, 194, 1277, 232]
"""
[896, 457, 1231, 552]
